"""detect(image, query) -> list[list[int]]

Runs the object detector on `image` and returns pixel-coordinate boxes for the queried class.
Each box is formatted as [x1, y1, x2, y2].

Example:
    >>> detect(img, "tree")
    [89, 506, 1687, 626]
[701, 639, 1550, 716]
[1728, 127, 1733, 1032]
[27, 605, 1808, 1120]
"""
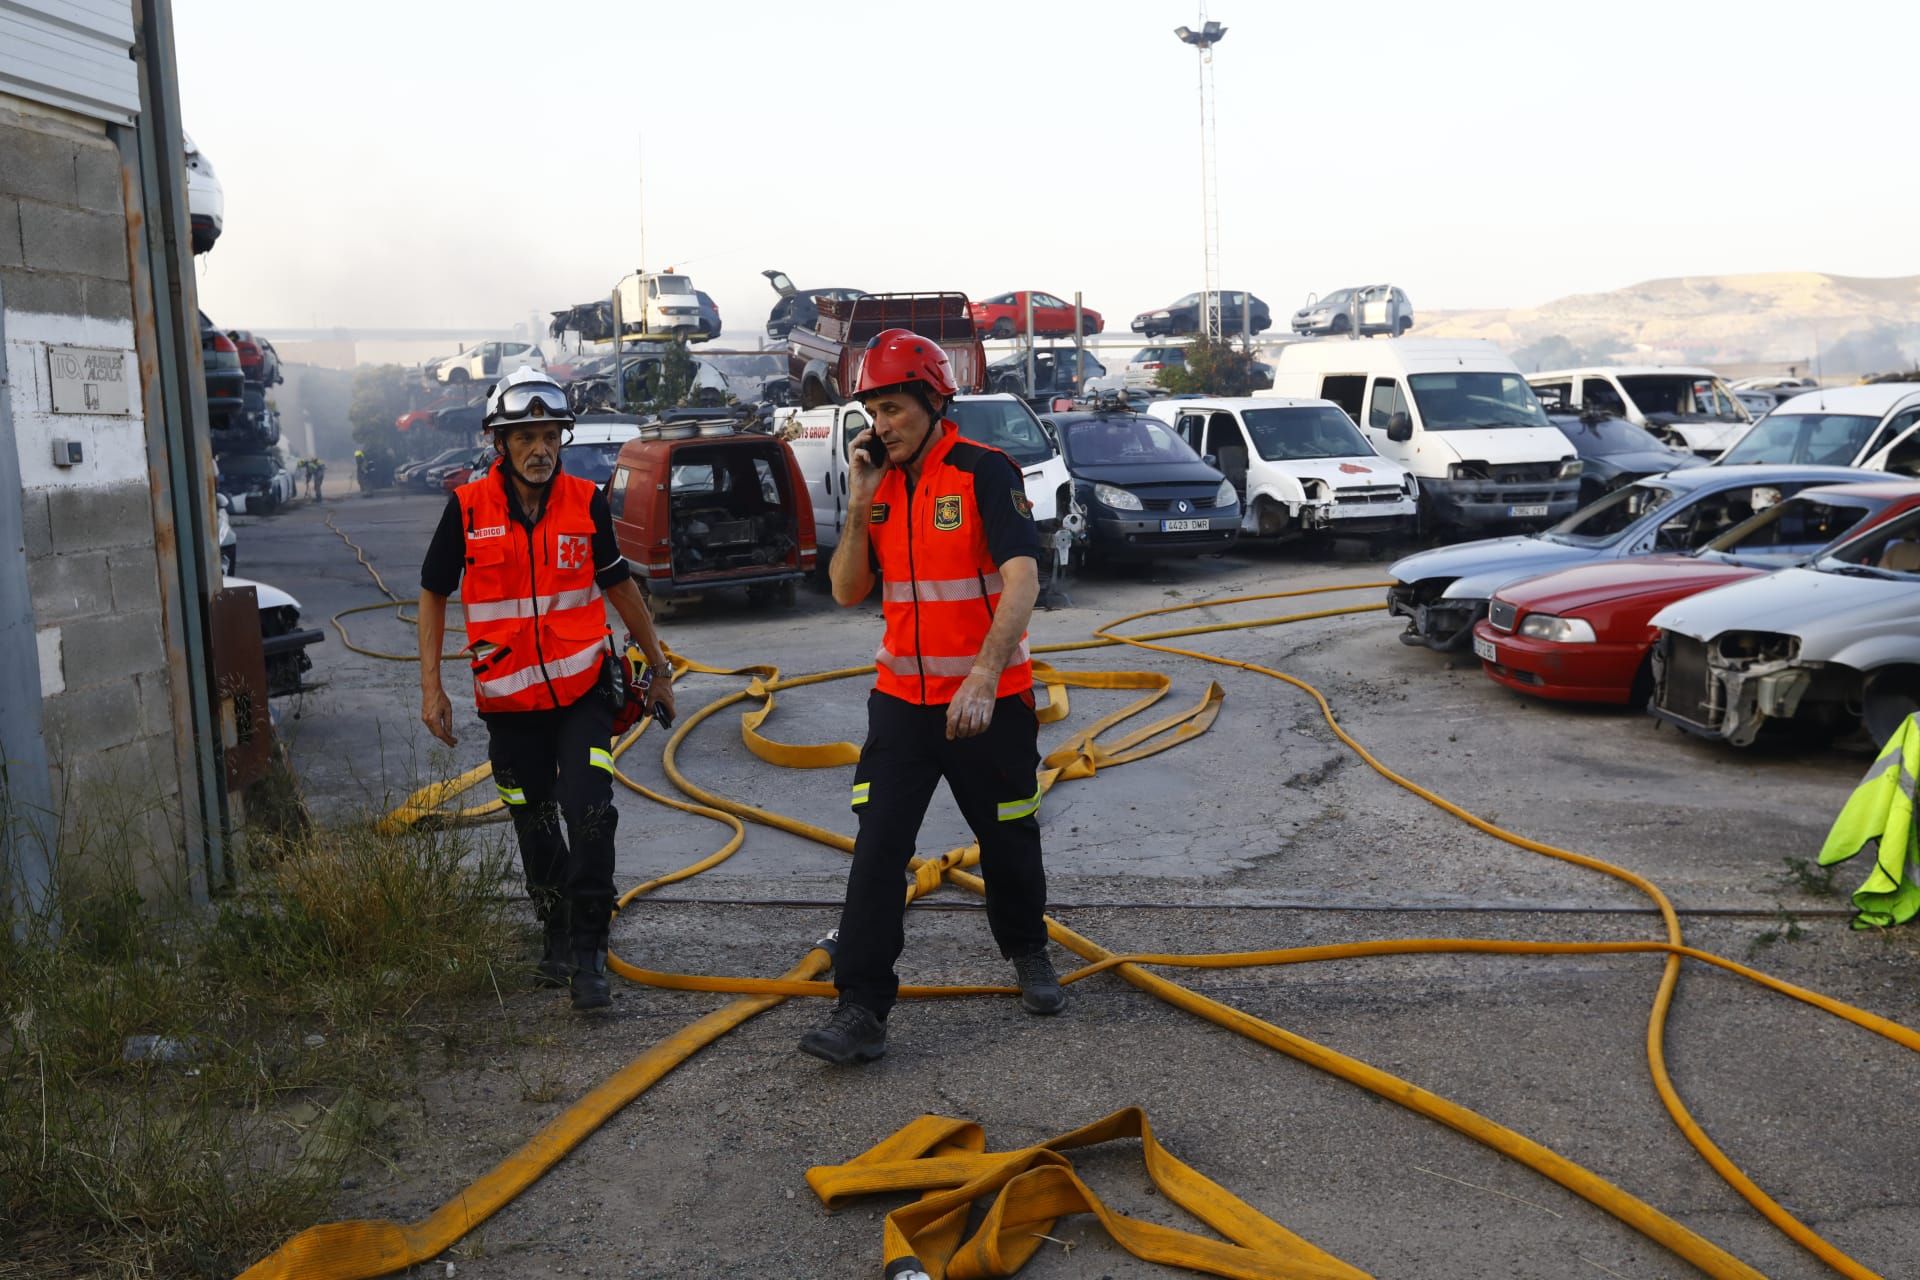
[1155, 333, 1263, 397]
[348, 365, 412, 485]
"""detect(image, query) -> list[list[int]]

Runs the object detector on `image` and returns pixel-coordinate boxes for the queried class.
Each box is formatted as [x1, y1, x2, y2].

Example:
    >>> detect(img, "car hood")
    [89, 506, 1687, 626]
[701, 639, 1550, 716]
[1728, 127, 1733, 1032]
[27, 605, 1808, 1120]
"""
[1282, 456, 1411, 487]
[1496, 555, 1767, 616]
[225, 574, 300, 613]
[1393, 535, 1582, 588]
[1069, 460, 1221, 486]
[1425, 427, 1575, 466]
[1651, 566, 1920, 647]
[1589, 449, 1697, 477]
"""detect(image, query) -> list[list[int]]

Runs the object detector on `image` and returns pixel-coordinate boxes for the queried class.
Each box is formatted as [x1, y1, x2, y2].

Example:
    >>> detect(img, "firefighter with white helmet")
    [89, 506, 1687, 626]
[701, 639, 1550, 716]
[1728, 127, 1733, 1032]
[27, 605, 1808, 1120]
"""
[416, 367, 673, 1010]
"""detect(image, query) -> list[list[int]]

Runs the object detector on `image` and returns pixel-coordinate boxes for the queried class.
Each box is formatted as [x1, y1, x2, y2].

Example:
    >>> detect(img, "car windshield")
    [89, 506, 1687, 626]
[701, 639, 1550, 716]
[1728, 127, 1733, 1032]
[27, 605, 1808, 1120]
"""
[1716, 412, 1878, 465]
[561, 442, 625, 485]
[1815, 505, 1920, 578]
[1552, 414, 1672, 456]
[1545, 481, 1678, 544]
[1060, 416, 1198, 466]
[1315, 291, 1349, 308]
[655, 276, 693, 295]
[1171, 294, 1198, 307]
[949, 399, 1055, 466]
[1618, 374, 1744, 422]
[1240, 407, 1373, 460]
[1703, 494, 1879, 556]
[1407, 372, 1550, 430]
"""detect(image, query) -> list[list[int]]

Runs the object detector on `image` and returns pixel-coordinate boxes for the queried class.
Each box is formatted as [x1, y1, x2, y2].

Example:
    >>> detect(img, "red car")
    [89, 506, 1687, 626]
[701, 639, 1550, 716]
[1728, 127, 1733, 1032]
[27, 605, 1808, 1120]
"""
[227, 329, 282, 386]
[969, 291, 1101, 340]
[1471, 481, 1920, 704]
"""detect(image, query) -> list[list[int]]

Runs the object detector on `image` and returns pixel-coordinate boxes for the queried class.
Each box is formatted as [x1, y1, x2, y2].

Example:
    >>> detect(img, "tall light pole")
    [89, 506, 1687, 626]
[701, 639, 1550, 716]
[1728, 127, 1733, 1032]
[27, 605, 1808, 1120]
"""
[1174, 12, 1227, 342]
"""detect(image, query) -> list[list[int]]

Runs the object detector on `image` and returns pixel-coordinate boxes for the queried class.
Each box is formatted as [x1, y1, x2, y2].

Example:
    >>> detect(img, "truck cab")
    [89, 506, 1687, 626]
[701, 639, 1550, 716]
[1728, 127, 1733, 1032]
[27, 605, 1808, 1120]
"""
[614, 270, 711, 343]
[1146, 396, 1417, 541]
[1263, 338, 1580, 534]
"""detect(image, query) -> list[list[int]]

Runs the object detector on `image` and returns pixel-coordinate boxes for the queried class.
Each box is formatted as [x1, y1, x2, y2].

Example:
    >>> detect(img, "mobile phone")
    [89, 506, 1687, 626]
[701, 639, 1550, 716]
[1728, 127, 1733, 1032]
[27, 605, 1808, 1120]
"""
[859, 435, 887, 469]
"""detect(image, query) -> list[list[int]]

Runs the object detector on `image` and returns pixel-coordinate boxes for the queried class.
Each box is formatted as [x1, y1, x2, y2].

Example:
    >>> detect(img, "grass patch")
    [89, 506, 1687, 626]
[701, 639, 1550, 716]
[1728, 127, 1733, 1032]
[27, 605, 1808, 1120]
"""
[0, 820, 531, 1279]
[1777, 856, 1840, 898]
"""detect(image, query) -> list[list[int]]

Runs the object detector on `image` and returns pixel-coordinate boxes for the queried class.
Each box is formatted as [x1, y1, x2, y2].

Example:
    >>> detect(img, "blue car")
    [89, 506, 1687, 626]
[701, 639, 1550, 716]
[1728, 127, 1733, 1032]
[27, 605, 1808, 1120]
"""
[1386, 463, 1881, 649]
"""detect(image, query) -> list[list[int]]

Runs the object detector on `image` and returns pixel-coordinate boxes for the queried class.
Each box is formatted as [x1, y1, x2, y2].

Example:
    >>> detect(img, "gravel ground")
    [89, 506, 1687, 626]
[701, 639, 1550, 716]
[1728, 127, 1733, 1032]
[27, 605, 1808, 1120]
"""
[237, 491, 1920, 1279]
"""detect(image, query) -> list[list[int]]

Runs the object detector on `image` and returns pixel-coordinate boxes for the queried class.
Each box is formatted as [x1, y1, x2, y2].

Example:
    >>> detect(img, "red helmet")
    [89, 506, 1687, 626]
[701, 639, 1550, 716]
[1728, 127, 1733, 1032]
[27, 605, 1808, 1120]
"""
[855, 328, 959, 400]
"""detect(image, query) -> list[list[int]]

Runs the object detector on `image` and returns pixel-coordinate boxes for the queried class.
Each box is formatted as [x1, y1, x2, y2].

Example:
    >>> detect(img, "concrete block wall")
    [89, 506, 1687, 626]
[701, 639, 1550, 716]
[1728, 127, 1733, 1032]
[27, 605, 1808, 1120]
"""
[2, 94, 186, 886]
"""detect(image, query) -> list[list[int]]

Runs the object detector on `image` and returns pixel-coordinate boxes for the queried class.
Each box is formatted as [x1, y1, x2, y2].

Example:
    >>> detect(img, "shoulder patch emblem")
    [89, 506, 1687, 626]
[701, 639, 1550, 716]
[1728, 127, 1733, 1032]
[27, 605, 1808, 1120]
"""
[1010, 489, 1033, 520]
[934, 495, 964, 531]
[869, 502, 889, 524]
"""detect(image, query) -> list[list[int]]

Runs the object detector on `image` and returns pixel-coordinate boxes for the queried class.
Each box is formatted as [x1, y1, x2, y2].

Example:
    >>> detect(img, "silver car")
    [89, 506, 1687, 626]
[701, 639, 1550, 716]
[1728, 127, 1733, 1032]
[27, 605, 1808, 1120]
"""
[1291, 284, 1413, 337]
[1649, 501, 1920, 745]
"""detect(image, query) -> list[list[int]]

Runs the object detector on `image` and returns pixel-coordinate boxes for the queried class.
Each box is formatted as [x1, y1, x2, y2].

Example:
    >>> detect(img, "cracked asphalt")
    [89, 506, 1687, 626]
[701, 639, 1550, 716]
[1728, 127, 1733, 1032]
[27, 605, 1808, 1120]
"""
[238, 489, 1920, 1279]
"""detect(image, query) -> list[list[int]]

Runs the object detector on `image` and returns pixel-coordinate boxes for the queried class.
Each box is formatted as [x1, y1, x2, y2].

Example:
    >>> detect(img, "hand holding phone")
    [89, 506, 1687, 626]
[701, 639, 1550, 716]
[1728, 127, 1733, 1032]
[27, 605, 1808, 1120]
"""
[859, 434, 887, 469]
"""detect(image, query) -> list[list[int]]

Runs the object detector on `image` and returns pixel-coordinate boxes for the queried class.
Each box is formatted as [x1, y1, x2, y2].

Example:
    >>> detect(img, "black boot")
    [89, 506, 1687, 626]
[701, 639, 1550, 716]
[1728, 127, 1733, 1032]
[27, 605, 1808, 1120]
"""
[1011, 948, 1066, 1015]
[569, 947, 611, 1011]
[535, 916, 572, 988]
[798, 1001, 887, 1065]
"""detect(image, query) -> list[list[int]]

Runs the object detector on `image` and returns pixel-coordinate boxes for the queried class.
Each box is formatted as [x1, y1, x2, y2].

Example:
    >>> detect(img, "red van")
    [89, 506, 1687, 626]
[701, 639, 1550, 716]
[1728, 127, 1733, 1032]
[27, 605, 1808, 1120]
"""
[608, 420, 817, 608]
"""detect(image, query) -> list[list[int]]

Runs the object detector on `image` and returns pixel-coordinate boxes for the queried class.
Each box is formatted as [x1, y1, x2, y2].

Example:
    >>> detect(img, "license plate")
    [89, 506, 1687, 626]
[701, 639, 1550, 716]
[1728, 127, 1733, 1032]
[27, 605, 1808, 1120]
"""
[1509, 504, 1549, 519]
[1161, 518, 1210, 532]
[1473, 635, 1498, 663]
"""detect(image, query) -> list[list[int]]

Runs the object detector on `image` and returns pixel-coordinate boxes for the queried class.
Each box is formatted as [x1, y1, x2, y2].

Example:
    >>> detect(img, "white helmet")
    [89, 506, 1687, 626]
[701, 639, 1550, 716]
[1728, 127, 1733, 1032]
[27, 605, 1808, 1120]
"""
[483, 367, 574, 433]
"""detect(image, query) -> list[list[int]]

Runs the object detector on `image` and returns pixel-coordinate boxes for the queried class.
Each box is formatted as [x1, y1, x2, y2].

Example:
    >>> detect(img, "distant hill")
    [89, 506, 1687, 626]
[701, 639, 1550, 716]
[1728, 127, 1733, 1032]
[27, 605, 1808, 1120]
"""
[1418, 272, 1920, 377]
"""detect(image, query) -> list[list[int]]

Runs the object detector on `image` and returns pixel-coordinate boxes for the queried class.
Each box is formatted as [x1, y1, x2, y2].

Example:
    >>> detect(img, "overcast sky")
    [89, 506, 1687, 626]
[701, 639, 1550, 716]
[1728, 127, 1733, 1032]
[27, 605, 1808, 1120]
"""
[175, 0, 1918, 339]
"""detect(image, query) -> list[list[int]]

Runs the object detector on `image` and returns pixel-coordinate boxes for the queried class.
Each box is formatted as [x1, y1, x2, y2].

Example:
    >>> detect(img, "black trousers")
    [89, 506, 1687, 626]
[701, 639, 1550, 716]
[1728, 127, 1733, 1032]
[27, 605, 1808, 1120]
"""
[483, 690, 618, 948]
[834, 688, 1048, 1018]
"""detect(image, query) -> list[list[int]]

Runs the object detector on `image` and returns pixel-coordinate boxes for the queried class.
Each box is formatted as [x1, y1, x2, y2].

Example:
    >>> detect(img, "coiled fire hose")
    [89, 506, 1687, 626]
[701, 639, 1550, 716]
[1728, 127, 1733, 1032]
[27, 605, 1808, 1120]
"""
[241, 522, 1920, 1280]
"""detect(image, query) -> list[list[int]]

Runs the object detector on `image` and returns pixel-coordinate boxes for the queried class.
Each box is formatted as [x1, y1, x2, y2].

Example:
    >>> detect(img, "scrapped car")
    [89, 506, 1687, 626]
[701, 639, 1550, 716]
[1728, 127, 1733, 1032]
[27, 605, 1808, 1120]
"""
[200, 311, 245, 428]
[1526, 367, 1752, 459]
[608, 418, 816, 606]
[1148, 396, 1417, 540]
[1124, 345, 1186, 390]
[1649, 501, 1920, 745]
[217, 450, 298, 515]
[225, 574, 324, 697]
[970, 291, 1102, 339]
[762, 271, 866, 343]
[228, 330, 282, 387]
[185, 132, 222, 255]
[986, 347, 1105, 400]
[1290, 284, 1413, 337]
[1471, 481, 1920, 704]
[436, 340, 546, 385]
[1387, 464, 1877, 650]
[1548, 409, 1701, 505]
[1042, 405, 1239, 562]
[1734, 390, 1778, 421]
[787, 292, 985, 408]
[1712, 384, 1920, 474]
[397, 447, 473, 492]
[1132, 290, 1271, 338]
[695, 291, 722, 340]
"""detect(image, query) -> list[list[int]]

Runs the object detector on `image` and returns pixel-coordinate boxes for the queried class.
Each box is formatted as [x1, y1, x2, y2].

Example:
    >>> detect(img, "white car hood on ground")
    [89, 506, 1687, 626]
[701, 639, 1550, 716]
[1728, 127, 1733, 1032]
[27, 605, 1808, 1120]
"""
[1650, 566, 1920, 655]
[224, 574, 300, 612]
[1420, 427, 1573, 467]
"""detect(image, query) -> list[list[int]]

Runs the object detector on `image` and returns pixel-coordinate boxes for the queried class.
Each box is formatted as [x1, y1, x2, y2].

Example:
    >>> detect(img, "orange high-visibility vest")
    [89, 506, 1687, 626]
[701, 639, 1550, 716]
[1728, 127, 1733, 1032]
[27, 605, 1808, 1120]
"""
[455, 468, 609, 714]
[868, 421, 1033, 706]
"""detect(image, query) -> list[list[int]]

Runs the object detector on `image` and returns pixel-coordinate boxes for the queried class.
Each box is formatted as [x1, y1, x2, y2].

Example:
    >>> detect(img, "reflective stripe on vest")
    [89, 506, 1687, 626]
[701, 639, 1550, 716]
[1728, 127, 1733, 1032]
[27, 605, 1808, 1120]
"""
[867, 422, 1034, 706]
[465, 585, 604, 624]
[455, 469, 610, 714]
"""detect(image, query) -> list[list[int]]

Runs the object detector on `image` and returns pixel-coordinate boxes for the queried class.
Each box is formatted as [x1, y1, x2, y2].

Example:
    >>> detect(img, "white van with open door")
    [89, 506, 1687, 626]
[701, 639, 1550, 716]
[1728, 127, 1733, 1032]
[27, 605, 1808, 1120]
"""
[1262, 338, 1580, 533]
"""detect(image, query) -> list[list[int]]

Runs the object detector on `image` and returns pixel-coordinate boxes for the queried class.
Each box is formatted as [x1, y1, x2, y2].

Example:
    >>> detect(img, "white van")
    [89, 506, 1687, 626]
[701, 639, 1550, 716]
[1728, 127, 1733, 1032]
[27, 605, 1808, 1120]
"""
[772, 393, 1073, 553]
[1525, 366, 1751, 458]
[613, 270, 709, 342]
[1262, 338, 1580, 533]
[1713, 383, 1920, 474]
[1145, 396, 1416, 540]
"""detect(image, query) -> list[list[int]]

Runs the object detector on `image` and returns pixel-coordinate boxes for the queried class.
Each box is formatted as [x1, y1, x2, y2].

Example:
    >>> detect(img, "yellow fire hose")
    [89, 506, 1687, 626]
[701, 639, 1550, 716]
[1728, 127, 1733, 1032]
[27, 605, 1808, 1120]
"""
[243, 522, 1918, 1280]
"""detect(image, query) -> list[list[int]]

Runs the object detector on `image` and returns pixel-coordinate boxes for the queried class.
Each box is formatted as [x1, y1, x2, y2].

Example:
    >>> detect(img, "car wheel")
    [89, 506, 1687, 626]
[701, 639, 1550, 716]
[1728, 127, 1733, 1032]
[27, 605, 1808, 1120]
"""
[1331, 315, 1351, 334]
[1081, 317, 1098, 336]
[1397, 317, 1412, 335]
[992, 319, 1014, 340]
[448, 368, 469, 384]
[1863, 668, 1920, 744]
[800, 378, 829, 410]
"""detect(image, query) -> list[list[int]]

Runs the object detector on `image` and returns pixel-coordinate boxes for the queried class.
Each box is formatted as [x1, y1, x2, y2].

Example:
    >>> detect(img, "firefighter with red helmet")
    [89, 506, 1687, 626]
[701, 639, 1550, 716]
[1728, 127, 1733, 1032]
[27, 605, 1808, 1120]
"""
[799, 329, 1063, 1067]
[416, 368, 673, 1011]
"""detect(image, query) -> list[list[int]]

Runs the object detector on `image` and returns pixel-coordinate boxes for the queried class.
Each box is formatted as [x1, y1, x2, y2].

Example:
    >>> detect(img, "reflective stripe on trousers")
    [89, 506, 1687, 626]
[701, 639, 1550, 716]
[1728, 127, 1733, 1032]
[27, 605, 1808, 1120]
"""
[850, 781, 870, 809]
[881, 571, 1003, 604]
[875, 639, 1031, 679]
[996, 785, 1042, 822]
[465, 585, 604, 624]
[476, 636, 605, 701]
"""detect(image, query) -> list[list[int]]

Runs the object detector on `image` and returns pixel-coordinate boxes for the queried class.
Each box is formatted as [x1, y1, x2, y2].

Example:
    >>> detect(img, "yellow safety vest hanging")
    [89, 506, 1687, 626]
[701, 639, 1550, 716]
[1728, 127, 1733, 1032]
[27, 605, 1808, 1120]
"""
[1818, 712, 1920, 928]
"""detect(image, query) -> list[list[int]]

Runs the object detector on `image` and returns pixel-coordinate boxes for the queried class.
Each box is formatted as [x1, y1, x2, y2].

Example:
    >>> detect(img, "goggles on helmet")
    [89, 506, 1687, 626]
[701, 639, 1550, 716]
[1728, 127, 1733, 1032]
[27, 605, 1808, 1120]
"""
[488, 381, 573, 426]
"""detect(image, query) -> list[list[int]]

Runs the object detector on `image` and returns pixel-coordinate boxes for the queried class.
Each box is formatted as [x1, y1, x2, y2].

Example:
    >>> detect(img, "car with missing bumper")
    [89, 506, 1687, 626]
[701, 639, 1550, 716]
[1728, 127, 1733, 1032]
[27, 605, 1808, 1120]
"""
[1387, 464, 1877, 650]
[1470, 481, 1920, 704]
[1041, 403, 1239, 561]
[1146, 396, 1416, 541]
[1649, 502, 1920, 746]
[1547, 409, 1703, 505]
